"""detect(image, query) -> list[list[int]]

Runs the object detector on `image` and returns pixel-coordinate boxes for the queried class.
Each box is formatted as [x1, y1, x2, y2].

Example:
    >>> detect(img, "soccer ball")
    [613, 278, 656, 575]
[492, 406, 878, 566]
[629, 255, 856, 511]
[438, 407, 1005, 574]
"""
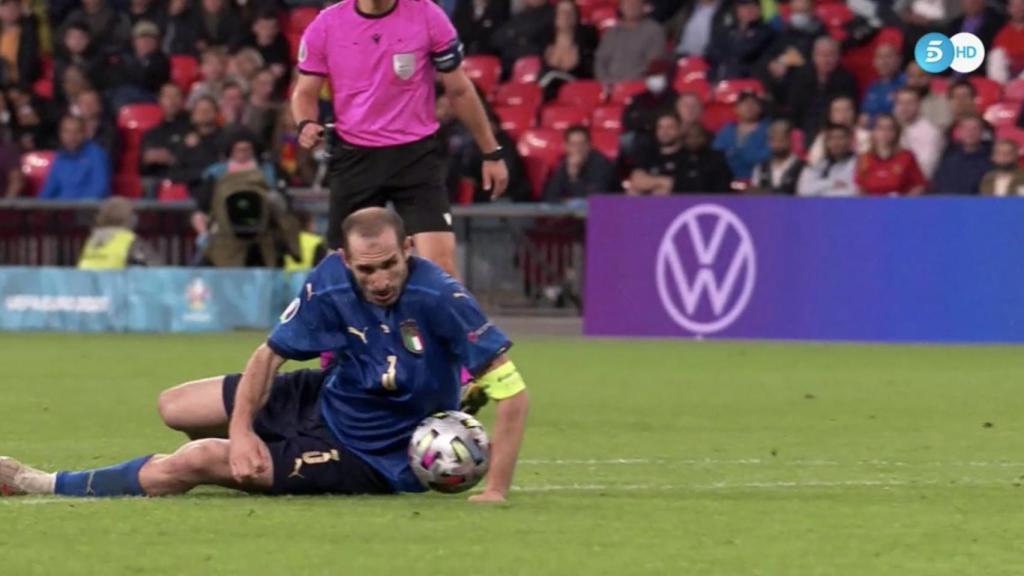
[408, 410, 490, 493]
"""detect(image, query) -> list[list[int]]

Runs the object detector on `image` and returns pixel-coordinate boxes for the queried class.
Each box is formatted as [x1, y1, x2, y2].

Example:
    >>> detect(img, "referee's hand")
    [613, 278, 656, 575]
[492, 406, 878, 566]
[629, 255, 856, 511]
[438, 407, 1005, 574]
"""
[482, 159, 509, 200]
[298, 122, 326, 150]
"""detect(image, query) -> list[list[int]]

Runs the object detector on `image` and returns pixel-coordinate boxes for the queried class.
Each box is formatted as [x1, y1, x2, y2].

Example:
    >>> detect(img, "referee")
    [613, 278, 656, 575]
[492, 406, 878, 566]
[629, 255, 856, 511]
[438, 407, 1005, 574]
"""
[290, 0, 509, 278]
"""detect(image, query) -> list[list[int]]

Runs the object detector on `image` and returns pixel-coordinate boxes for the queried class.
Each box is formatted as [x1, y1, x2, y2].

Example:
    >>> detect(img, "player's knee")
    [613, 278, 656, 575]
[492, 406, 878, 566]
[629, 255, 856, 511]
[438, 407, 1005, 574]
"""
[157, 388, 186, 430]
[174, 439, 228, 476]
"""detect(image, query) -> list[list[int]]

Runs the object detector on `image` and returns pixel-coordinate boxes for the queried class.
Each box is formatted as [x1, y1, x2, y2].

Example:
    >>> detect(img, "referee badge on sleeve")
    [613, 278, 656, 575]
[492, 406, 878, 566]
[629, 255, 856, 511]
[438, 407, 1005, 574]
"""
[393, 53, 416, 80]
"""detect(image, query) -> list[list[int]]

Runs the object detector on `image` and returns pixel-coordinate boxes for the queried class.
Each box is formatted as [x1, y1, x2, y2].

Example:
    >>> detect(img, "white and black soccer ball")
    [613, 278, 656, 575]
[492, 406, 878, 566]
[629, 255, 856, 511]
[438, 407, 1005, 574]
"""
[408, 410, 490, 494]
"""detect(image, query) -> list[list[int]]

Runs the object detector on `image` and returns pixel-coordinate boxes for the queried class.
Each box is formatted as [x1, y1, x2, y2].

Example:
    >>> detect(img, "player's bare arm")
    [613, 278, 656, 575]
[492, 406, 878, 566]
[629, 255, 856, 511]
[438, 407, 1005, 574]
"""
[291, 73, 326, 149]
[466, 354, 529, 503]
[228, 343, 286, 483]
[440, 67, 509, 199]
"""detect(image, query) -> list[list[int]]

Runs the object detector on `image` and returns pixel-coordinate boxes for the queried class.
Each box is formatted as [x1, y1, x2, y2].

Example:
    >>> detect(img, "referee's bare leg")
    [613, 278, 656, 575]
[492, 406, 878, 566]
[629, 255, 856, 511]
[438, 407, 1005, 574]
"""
[413, 232, 459, 279]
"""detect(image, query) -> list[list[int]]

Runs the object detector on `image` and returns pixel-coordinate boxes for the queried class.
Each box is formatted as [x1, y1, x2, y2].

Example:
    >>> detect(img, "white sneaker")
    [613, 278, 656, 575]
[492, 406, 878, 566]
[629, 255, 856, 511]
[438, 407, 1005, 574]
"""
[0, 457, 55, 496]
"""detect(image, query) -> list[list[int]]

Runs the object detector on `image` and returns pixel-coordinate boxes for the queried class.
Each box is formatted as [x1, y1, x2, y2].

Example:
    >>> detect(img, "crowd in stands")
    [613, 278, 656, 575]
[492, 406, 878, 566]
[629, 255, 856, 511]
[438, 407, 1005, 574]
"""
[3, 0, 1024, 210]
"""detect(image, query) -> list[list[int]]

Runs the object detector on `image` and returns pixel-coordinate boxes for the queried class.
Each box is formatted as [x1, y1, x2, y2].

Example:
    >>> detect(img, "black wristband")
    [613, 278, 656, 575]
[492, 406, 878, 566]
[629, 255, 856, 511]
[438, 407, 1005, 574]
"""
[296, 119, 322, 134]
[482, 146, 504, 162]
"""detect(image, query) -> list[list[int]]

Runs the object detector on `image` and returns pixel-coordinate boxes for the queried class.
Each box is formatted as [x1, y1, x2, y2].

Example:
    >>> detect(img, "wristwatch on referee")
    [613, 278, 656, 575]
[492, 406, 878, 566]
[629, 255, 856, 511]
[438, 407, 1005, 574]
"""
[482, 146, 504, 162]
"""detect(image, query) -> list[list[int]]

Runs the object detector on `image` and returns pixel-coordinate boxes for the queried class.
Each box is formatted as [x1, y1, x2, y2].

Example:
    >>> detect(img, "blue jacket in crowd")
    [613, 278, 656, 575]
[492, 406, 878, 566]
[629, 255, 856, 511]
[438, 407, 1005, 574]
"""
[931, 144, 993, 195]
[39, 141, 111, 201]
[712, 120, 771, 180]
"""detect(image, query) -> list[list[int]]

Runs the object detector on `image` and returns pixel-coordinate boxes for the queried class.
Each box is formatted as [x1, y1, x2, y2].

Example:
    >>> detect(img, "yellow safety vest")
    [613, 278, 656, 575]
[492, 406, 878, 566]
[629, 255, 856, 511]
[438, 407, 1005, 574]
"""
[284, 231, 325, 271]
[78, 229, 136, 270]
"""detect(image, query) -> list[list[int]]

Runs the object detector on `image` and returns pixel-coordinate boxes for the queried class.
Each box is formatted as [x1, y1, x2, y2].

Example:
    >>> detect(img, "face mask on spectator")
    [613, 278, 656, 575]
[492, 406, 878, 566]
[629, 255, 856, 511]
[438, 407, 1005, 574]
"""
[790, 13, 813, 30]
[646, 75, 668, 95]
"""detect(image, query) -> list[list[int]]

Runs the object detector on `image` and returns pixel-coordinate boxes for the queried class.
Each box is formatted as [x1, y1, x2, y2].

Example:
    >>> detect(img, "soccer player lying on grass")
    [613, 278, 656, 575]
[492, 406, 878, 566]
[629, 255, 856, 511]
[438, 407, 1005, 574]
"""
[0, 208, 529, 503]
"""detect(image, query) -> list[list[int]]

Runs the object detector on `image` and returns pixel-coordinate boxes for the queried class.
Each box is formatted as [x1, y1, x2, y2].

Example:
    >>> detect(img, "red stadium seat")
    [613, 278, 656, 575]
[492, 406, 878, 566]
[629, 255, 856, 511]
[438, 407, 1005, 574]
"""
[701, 102, 738, 133]
[518, 128, 565, 198]
[591, 6, 618, 33]
[170, 55, 200, 95]
[930, 77, 950, 97]
[609, 80, 647, 105]
[577, 0, 617, 24]
[969, 77, 1003, 113]
[20, 150, 56, 196]
[591, 104, 625, 130]
[1005, 79, 1024, 103]
[463, 55, 502, 95]
[494, 105, 535, 140]
[511, 56, 542, 84]
[557, 80, 605, 111]
[157, 180, 190, 202]
[32, 78, 53, 100]
[676, 56, 709, 78]
[984, 102, 1021, 130]
[117, 104, 164, 133]
[590, 128, 621, 160]
[540, 104, 590, 130]
[675, 77, 712, 103]
[493, 82, 543, 111]
[114, 174, 143, 198]
[713, 78, 765, 104]
[287, 7, 319, 37]
[815, 3, 854, 28]
[791, 129, 806, 159]
[841, 27, 902, 95]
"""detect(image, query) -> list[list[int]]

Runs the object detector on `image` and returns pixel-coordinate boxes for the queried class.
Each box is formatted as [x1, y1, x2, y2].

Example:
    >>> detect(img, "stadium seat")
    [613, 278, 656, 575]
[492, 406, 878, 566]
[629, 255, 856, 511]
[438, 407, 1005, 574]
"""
[609, 80, 647, 105]
[518, 129, 565, 198]
[791, 129, 806, 159]
[815, 3, 854, 28]
[494, 105, 535, 140]
[557, 80, 605, 112]
[675, 77, 712, 103]
[702, 102, 738, 132]
[841, 27, 902, 95]
[511, 56, 542, 84]
[170, 55, 200, 95]
[114, 174, 143, 198]
[591, 6, 618, 33]
[463, 55, 502, 96]
[590, 128, 621, 160]
[117, 103, 164, 133]
[969, 77, 1003, 113]
[1005, 79, 1024, 103]
[287, 7, 319, 37]
[493, 82, 543, 111]
[984, 102, 1021, 130]
[576, 0, 617, 24]
[930, 77, 950, 97]
[591, 104, 625, 130]
[540, 104, 590, 130]
[455, 178, 475, 205]
[713, 78, 765, 104]
[676, 56, 709, 79]
[32, 56, 54, 99]
[20, 150, 56, 196]
[157, 180, 190, 202]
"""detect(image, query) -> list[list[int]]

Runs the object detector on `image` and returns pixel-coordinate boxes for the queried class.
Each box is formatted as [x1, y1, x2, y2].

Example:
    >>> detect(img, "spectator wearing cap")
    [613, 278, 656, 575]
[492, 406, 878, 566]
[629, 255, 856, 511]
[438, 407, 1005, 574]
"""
[194, 0, 243, 52]
[538, 0, 598, 101]
[980, 139, 1024, 196]
[783, 36, 859, 143]
[140, 83, 191, 195]
[163, 0, 198, 56]
[988, 0, 1024, 83]
[621, 59, 679, 152]
[54, 21, 105, 100]
[946, 0, 1004, 57]
[232, 10, 291, 89]
[931, 115, 992, 195]
[0, 0, 39, 88]
[797, 123, 860, 197]
[453, 0, 510, 57]
[64, 0, 131, 55]
[750, 119, 805, 195]
[171, 94, 224, 187]
[946, 80, 995, 143]
[668, 0, 732, 59]
[712, 91, 771, 180]
[762, 0, 825, 102]
[543, 125, 616, 201]
[629, 113, 732, 195]
[856, 113, 927, 196]
[892, 86, 943, 178]
[706, 0, 775, 81]
[492, 0, 554, 77]
[861, 43, 904, 120]
[39, 115, 111, 200]
[904, 61, 953, 131]
[108, 20, 171, 108]
[594, 0, 666, 85]
[71, 88, 120, 165]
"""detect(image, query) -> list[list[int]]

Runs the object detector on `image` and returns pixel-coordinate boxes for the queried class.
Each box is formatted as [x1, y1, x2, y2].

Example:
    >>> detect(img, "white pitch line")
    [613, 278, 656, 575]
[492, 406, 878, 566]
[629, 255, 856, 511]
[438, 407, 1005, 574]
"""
[512, 478, 1012, 493]
[519, 458, 1024, 468]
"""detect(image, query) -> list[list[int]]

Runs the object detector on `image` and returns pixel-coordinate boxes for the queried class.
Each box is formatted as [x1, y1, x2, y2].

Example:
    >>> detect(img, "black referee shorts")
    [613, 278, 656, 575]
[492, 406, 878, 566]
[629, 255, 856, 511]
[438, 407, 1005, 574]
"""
[326, 133, 452, 249]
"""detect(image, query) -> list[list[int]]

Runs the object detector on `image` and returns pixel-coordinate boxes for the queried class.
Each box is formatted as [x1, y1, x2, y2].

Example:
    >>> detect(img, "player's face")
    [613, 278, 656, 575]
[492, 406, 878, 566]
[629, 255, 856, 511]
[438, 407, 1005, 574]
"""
[344, 233, 414, 307]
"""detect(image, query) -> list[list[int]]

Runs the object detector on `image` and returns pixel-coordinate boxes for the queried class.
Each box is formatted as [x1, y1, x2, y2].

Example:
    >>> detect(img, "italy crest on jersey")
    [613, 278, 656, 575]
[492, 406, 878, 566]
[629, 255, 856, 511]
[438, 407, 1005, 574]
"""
[400, 320, 424, 354]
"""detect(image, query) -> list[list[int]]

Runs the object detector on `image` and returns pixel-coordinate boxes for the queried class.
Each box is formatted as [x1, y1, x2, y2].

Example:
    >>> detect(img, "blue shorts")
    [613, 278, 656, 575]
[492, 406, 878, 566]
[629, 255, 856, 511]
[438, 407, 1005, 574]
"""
[222, 369, 394, 496]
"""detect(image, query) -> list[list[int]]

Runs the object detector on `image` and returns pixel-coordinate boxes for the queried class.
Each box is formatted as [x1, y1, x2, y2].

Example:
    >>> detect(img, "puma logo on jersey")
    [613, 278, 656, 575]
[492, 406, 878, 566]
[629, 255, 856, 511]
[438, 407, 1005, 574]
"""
[348, 326, 368, 344]
[453, 292, 469, 299]
[288, 458, 305, 479]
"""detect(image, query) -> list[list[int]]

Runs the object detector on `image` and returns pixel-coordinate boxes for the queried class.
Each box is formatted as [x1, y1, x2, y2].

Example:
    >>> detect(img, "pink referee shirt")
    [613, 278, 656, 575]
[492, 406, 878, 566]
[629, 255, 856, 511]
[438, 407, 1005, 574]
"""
[297, 0, 461, 148]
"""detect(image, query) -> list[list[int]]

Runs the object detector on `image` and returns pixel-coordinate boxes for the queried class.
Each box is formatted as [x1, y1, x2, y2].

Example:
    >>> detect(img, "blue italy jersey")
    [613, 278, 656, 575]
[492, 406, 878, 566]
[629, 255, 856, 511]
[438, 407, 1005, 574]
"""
[267, 255, 512, 492]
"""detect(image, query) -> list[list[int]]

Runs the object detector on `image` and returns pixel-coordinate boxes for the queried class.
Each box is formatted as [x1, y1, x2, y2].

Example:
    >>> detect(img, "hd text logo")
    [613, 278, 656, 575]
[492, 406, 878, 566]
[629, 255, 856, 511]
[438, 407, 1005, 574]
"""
[914, 32, 985, 74]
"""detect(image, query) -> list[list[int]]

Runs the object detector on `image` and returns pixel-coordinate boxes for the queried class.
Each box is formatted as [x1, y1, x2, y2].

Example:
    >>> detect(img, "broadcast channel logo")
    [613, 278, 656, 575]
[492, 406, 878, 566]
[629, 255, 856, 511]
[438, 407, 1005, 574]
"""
[914, 32, 985, 74]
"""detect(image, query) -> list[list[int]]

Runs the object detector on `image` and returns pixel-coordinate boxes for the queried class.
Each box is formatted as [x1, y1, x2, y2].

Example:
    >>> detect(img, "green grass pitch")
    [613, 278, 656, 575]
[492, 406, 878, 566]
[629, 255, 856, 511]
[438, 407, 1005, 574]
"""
[2, 332, 1024, 575]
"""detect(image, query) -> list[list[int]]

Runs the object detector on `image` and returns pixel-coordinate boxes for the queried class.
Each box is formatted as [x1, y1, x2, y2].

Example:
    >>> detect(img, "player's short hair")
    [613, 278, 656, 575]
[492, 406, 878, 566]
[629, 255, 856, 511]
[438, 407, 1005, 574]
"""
[340, 208, 407, 252]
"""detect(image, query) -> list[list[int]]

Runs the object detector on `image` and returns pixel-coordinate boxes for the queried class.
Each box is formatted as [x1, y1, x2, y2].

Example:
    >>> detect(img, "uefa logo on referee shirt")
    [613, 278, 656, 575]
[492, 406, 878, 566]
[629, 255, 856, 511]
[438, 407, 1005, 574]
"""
[914, 32, 985, 74]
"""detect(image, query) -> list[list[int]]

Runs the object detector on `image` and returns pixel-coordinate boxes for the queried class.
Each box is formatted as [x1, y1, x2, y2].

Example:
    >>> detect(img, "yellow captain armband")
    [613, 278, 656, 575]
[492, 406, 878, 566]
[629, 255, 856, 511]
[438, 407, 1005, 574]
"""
[477, 361, 526, 400]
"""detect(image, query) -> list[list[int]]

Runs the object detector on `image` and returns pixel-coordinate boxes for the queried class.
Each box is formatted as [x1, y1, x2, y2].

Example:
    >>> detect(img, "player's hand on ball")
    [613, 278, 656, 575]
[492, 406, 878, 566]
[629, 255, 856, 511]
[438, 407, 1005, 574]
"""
[229, 430, 271, 483]
[298, 122, 325, 149]
[468, 490, 506, 503]
[482, 159, 509, 200]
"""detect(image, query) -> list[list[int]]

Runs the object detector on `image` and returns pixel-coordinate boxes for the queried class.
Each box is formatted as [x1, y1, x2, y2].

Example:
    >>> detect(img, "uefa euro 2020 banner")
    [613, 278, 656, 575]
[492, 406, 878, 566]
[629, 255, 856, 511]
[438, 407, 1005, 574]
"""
[585, 196, 1024, 344]
[0, 268, 306, 332]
